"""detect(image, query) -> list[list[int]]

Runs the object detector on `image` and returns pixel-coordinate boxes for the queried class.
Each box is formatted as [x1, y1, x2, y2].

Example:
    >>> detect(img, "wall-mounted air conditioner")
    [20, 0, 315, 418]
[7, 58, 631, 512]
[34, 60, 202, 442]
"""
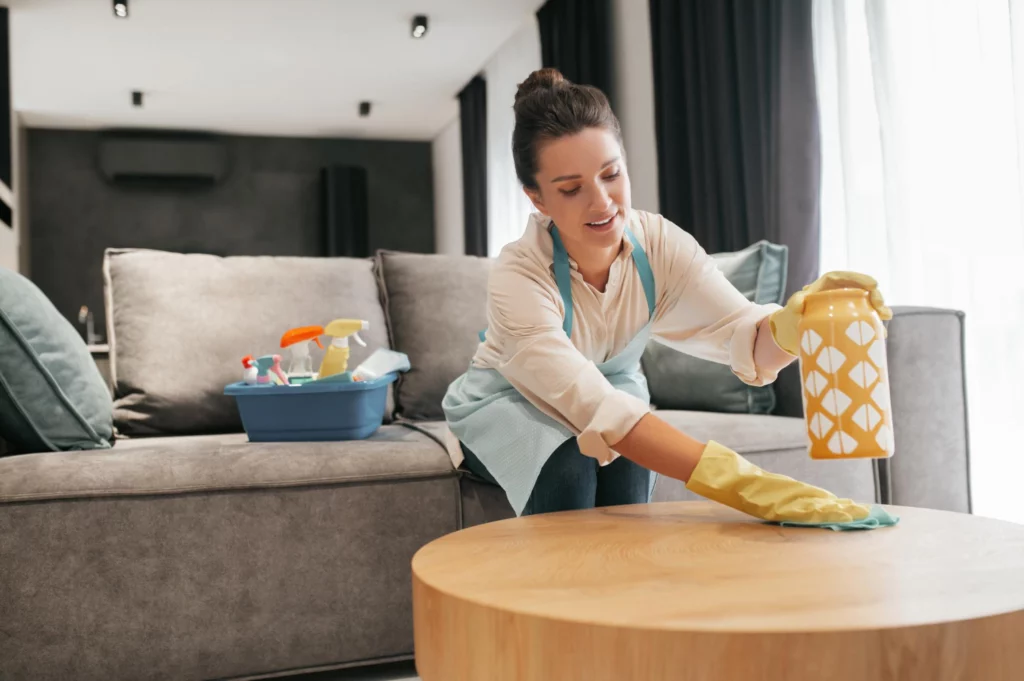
[97, 131, 228, 188]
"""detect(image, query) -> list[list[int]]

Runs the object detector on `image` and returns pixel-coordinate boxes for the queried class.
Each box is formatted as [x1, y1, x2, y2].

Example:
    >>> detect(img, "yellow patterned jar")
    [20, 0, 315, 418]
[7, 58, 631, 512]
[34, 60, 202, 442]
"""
[798, 288, 894, 460]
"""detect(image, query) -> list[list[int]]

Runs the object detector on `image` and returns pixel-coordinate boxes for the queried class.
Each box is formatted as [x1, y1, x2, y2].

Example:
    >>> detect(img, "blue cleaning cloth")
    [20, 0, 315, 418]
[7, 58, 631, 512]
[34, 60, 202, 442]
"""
[775, 505, 900, 531]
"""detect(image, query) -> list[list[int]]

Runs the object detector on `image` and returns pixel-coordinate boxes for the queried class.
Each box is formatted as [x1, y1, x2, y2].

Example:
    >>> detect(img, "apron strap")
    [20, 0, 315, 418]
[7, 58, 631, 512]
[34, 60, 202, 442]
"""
[624, 227, 657, 319]
[477, 222, 657, 343]
[549, 227, 575, 338]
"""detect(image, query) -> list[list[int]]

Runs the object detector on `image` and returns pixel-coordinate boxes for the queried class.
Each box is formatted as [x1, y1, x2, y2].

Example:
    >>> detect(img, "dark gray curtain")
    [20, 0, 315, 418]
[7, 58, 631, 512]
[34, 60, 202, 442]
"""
[0, 6, 9, 192]
[537, 0, 614, 100]
[649, 0, 820, 298]
[458, 75, 487, 257]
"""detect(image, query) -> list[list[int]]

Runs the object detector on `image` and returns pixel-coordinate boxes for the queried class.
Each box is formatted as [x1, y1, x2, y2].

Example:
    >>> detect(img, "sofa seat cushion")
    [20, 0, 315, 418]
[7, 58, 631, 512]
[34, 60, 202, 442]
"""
[0, 425, 460, 680]
[104, 249, 391, 438]
[450, 412, 879, 526]
[0, 425, 453, 504]
[653, 410, 806, 453]
[415, 413, 810, 460]
[652, 410, 879, 504]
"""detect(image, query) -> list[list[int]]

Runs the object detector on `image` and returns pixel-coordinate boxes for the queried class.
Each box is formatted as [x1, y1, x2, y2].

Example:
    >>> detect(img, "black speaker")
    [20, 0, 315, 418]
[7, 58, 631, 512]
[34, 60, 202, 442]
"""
[320, 165, 369, 257]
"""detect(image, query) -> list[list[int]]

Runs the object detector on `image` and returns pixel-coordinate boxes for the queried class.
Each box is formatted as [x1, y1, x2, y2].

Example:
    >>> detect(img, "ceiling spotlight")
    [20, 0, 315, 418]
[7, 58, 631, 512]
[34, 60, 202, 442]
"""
[359, 101, 371, 117]
[132, 90, 143, 108]
[411, 15, 428, 39]
[113, 0, 128, 18]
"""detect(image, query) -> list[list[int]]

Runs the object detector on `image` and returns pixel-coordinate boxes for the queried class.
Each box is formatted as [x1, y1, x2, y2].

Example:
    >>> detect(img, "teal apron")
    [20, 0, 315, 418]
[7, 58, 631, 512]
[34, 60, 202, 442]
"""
[443, 225, 658, 516]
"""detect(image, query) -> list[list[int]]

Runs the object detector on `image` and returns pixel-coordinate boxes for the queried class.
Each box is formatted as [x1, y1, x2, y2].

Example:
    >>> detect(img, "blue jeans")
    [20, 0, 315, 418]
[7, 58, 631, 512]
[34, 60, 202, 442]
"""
[462, 438, 657, 516]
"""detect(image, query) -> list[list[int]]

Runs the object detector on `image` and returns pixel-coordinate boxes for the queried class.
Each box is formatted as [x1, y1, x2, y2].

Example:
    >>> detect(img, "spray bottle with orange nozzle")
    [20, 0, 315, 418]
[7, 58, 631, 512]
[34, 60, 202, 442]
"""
[318, 319, 369, 380]
[280, 325, 325, 384]
[241, 355, 259, 385]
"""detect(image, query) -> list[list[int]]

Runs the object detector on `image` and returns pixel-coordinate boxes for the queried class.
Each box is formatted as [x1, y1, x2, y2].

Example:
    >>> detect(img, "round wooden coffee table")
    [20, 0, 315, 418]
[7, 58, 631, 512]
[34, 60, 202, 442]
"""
[412, 502, 1024, 681]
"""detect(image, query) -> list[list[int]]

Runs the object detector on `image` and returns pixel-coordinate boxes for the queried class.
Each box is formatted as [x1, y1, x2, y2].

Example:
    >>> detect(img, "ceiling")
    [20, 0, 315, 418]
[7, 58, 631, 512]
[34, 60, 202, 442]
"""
[9, 0, 544, 140]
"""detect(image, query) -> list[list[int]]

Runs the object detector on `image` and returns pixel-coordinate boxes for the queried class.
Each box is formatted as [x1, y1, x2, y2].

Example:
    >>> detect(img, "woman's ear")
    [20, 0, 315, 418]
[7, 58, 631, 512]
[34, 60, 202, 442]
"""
[524, 186, 548, 216]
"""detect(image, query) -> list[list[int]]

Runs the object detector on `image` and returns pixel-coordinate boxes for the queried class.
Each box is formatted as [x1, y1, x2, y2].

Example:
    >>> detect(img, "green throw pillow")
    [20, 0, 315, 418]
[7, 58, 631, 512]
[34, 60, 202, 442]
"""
[0, 267, 113, 453]
[641, 240, 788, 414]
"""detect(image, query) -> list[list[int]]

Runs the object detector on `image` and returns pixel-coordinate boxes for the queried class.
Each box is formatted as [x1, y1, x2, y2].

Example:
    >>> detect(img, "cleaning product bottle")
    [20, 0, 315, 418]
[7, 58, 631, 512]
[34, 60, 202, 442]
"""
[241, 355, 259, 385]
[319, 319, 369, 379]
[280, 325, 325, 384]
[253, 354, 288, 385]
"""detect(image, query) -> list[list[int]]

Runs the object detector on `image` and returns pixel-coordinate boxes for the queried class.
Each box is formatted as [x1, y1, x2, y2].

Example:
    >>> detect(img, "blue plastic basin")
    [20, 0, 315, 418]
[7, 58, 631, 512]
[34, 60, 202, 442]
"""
[224, 373, 397, 442]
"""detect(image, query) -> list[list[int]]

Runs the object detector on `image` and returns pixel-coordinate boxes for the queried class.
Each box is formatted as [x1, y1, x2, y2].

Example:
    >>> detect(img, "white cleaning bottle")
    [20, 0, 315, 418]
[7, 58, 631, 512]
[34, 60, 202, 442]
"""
[280, 326, 326, 384]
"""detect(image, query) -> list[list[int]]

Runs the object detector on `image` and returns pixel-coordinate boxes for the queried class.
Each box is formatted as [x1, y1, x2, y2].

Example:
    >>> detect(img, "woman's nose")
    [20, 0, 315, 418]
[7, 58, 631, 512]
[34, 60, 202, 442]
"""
[591, 185, 613, 211]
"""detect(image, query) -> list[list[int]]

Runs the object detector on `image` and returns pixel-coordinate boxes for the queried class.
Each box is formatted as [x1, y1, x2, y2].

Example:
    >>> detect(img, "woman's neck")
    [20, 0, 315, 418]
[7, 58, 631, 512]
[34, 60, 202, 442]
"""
[570, 242, 622, 292]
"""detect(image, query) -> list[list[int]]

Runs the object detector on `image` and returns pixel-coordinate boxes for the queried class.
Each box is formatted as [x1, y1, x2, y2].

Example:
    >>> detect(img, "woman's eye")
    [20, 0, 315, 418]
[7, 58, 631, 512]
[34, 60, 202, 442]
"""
[559, 186, 582, 196]
[603, 171, 621, 181]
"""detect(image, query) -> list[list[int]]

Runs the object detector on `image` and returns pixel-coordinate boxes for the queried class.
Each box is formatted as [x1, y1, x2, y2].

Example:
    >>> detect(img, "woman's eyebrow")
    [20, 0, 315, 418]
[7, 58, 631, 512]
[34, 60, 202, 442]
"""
[549, 156, 621, 183]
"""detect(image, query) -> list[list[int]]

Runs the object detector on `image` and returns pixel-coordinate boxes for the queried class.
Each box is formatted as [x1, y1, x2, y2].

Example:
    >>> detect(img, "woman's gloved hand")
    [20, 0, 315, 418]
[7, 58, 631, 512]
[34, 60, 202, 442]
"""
[769, 271, 893, 356]
[686, 441, 871, 524]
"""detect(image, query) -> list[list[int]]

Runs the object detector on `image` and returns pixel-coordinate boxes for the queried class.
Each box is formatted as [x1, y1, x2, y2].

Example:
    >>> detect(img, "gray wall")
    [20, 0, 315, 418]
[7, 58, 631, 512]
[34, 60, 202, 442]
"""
[28, 128, 434, 335]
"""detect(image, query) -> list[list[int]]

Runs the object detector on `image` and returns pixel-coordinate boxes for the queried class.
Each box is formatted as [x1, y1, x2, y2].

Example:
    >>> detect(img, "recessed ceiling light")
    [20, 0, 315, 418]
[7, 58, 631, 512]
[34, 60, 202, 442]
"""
[113, 0, 128, 18]
[411, 15, 428, 39]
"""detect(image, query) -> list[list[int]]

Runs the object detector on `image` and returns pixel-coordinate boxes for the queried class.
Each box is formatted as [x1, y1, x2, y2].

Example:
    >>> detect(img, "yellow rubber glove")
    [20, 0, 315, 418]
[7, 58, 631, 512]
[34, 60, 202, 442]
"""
[769, 271, 893, 356]
[685, 441, 871, 523]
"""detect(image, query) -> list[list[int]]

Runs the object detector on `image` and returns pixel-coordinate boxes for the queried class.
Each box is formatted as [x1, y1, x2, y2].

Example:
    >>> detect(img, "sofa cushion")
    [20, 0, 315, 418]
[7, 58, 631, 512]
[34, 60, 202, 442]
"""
[642, 240, 788, 414]
[0, 426, 458, 680]
[454, 412, 879, 525]
[104, 249, 391, 437]
[0, 426, 453, 503]
[0, 267, 113, 453]
[651, 410, 878, 504]
[376, 251, 491, 420]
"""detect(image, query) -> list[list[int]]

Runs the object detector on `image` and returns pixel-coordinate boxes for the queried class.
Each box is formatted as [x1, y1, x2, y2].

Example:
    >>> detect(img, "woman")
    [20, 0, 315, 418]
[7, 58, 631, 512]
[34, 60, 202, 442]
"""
[443, 68, 891, 523]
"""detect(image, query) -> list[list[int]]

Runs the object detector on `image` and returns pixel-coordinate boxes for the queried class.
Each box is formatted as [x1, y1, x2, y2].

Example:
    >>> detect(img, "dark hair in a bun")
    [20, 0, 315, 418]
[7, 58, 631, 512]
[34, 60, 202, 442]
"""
[514, 67, 567, 104]
[512, 68, 621, 189]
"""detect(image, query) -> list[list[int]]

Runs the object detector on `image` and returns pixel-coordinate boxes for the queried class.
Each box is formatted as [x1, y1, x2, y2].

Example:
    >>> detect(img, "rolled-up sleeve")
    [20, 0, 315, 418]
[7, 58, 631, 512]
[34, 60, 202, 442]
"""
[488, 260, 650, 464]
[648, 216, 781, 386]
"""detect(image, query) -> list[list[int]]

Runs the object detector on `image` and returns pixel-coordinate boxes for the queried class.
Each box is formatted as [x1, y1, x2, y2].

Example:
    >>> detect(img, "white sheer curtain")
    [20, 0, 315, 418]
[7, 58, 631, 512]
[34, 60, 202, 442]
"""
[813, 0, 1024, 523]
[484, 16, 542, 257]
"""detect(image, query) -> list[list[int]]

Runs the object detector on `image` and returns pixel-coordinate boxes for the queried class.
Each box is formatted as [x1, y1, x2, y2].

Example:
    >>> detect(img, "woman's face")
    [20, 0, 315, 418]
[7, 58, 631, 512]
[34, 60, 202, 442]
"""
[526, 127, 631, 252]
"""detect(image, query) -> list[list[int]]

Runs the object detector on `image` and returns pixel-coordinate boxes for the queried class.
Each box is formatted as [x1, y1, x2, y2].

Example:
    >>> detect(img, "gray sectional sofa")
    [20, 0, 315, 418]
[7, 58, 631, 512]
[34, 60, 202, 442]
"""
[0, 249, 972, 681]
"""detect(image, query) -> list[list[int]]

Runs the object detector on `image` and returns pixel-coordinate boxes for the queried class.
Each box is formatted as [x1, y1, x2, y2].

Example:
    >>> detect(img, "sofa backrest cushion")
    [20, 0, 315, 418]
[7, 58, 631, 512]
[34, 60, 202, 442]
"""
[0, 267, 113, 453]
[642, 240, 789, 414]
[104, 249, 390, 436]
[375, 251, 490, 421]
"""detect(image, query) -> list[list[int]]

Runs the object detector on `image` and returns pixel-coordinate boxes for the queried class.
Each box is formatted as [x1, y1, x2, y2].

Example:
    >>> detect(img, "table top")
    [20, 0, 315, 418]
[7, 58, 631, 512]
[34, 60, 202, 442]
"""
[412, 502, 1024, 634]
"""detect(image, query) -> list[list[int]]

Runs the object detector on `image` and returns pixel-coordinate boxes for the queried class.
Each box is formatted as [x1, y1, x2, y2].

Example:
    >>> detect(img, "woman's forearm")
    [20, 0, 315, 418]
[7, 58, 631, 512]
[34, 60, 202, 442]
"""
[607, 317, 793, 482]
[610, 413, 705, 481]
[611, 318, 793, 482]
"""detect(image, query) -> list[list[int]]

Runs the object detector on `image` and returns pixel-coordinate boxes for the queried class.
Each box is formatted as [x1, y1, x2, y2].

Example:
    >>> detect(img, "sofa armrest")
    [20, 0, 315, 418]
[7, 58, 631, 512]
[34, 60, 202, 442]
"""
[883, 306, 972, 513]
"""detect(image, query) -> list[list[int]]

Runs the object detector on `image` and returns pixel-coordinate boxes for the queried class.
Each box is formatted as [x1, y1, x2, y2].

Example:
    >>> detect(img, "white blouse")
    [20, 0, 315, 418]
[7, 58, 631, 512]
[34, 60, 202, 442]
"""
[459, 209, 781, 465]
